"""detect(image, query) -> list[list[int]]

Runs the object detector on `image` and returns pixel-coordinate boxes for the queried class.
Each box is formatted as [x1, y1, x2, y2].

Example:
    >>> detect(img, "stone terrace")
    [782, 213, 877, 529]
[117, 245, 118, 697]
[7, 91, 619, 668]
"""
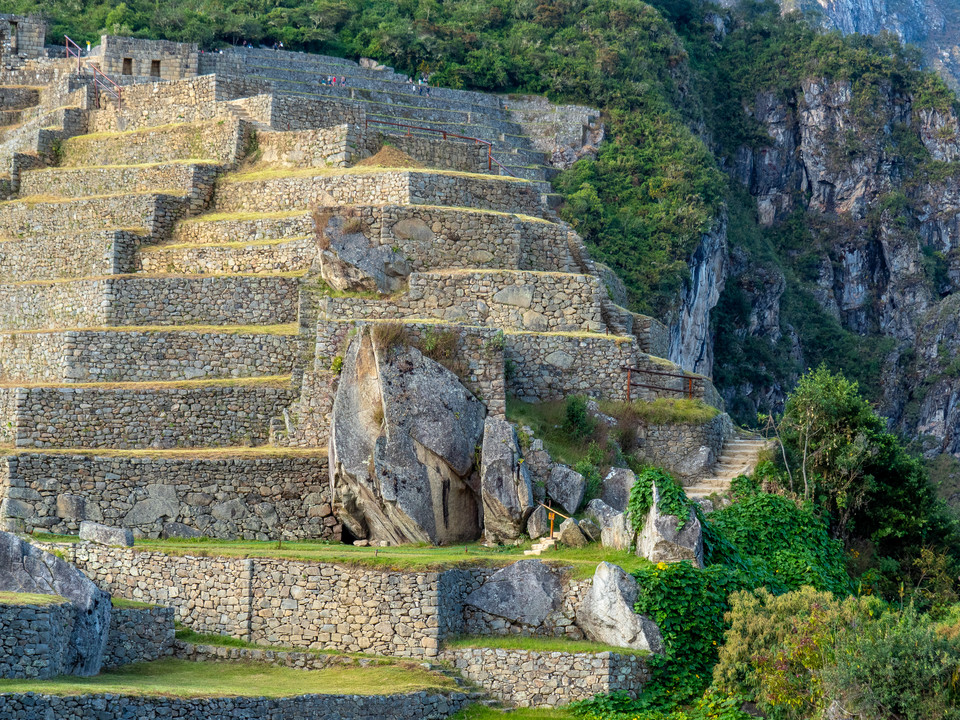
[0, 37, 710, 542]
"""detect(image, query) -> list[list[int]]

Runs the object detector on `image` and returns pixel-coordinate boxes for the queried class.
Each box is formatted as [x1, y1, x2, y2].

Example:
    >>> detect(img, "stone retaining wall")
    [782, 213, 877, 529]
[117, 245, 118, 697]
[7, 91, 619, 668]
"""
[173, 211, 313, 245]
[140, 235, 316, 275]
[214, 170, 542, 216]
[440, 648, 649, 707]
[363, 132, 490, 175]
[0, 279, 107, 331]
[1, 452, 336, 540]
[0, 330, 302, 383]
[634, 411, 734, 482]
[61, 117, 245, 166]
[257, 125, 356, 168]
[0, 192, 188, 237]
[86, 75, 221, 133]
[0, 230, 140, 281]
[0, 86, 40, 110]
[12, 385, 294, 449]
[0, 690, 475, 719]
[103, 605, 175, 669]
[266, 94, 365, 131]
[0, 598, 73, 679]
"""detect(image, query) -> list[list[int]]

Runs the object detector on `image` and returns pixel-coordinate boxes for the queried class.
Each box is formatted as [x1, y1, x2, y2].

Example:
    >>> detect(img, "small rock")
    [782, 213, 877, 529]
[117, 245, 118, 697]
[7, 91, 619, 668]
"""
[161, 522, 202, 539]
[79, 521, 133, 547]
[56, 494, 86, 521]
[464, 559, 561, 627]
[585, 499, 634, 551]
[526, 506, 550, 540]
[601, 467, 635, 512]
[353, 539, 370, 547]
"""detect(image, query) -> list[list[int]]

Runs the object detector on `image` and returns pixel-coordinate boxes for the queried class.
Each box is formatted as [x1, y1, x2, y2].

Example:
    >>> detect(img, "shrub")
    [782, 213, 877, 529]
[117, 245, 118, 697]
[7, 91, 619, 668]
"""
[563, 395, 595, 440]
[371, 322, 407, 352]
[627, 466, 694, 534]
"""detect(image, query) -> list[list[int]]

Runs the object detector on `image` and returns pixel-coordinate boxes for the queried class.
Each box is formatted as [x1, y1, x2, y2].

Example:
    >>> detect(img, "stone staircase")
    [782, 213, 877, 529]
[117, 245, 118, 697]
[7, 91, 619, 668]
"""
[523, 536, 558, 557]
[683, 436, 769, 498]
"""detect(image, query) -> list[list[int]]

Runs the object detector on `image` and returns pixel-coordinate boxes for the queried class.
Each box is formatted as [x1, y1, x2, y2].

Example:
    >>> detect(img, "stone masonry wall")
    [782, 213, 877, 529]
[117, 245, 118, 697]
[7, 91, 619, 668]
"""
[139, 235, 316, 275]
[102, 605, 175, 670]
[0, 690, 475, 720]
[0, 193, 188, 237]
[0, 230, 141, 281]
[0, 279, 107, 331]
[257, 125, 356, 168]
[322, 270, 605, 333]
[440, 648, 649, 707]
[1, 452, 336, 540]
[214, 170, 543, 216]
[12, 385, 294, 449]
[86, 75, 221, 133]
[363, 132, 490, 175]
[0, 598, 73, 679]
[0, 330, 302, 384]
[0, 388, 15, 445]
[634, 411, 734, 482]
[267, 93, 365, 131]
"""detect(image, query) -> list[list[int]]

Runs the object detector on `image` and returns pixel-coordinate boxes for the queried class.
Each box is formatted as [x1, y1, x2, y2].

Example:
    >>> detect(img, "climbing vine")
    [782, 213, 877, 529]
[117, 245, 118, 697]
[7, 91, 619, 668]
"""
[627, 466, 695, 533]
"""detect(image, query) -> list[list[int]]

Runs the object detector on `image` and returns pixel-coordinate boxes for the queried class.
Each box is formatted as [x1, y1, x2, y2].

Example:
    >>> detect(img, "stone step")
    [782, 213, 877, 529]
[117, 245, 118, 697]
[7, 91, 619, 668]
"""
[172, 211, 314, 245]
[139, 236, 316, 275]
[0, 274, 300, 331]
[59, 118, 243, 167]
[19, 161, 221, 203]
[6, 378, 296, 450]
[320, 269, 607, 334]
[0, 447, 331, 539]
[0, 326, 302, 384]
[213, 168, 545, 217]
[0, 192, 189, 238]
[0, 229, 145, 281]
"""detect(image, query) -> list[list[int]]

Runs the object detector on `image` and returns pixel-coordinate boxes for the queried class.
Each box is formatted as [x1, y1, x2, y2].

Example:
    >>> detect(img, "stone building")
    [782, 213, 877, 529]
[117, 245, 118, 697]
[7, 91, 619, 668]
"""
[0, 15, 46, 64]
[94, 35, 198, 79]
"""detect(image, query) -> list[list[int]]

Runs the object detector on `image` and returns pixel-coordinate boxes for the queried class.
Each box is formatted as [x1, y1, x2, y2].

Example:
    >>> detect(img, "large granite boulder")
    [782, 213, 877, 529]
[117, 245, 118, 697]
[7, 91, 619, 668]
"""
[637, 482, 704, 568]
[319, 214, 411, 294]
[0, 532, 111, 675]
[79, 521, 133, 547]
[577, 562, 664, 654]
[480, 417, 534, 543]
[329, 328, 486, 545]
[601, 467, 635, 512]
[558, 517, 589, 548]
[526, 505, 550, 540]
[464, 559, 561, 628]
[585, 499, 634, 551]
[546, 464, 585, 514]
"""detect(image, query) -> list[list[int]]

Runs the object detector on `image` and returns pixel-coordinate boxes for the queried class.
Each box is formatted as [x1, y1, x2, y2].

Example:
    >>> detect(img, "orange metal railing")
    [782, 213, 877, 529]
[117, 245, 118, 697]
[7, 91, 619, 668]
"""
[65, 36, 123, 111]
[622, 366, 700, 401]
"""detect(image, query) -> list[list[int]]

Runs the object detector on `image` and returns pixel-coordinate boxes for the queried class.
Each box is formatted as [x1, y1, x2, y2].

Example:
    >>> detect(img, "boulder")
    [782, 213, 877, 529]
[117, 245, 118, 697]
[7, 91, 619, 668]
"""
[125, 484, 179, 526]
[319, 214, 411, 294]
[161, 522, 202, 539]
[577, 562, 664, 654]
[637, 482, 704, 568]
[480, 417, 534, 543]
[672, 445, 714, 480]
[558, 517, 588, 548]
[522, 435, 552, 503]
[463, 559, 561, 627]
[0, 531, 111, 676]
[330, 328, 486, 545]
[56, 494, 86, 521]
[585, 499, 635, 551]
[601, 467, 635, 512]
[79, 521, 133, 547]
[526, 505, 550, 540]
[546, 464, 585, 514]
[579, 518, 601, 542]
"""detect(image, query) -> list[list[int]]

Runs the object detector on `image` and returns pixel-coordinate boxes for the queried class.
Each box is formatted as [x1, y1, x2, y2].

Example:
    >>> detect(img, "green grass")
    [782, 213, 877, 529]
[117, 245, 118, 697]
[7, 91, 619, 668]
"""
[173, 627, 388, 660]
[0, 658, 456, 698]
[31, 533, 647, 576]
[450, 706, 576, 720]
[111, 597, 159, 610]
[598, 398, 719, 426]
[505, 396, 592, 467]
[446, 634, 649, 656]
[0, 592, 66, 606]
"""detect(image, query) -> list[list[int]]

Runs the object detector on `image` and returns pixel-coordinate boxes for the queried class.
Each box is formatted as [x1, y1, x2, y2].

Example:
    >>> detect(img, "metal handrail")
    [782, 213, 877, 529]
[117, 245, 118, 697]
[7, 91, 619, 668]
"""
[622, 365, 700, 401]
[64, 35, 123, 111]
[365, 117, 517, 177]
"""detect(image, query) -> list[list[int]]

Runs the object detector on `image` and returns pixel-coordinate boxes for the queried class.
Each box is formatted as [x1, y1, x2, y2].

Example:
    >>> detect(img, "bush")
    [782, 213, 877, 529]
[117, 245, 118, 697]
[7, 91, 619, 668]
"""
[627, 466, 694, 534]
[563, 395, 596, 441]
[371, 322, 407, 352]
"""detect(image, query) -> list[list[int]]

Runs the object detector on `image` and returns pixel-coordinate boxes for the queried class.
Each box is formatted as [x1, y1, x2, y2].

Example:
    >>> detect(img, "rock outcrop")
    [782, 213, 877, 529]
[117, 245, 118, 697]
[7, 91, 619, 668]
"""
[601, 467, 635, 512]
[585, 499, 634, 551]
[557, 517, 589, 548]
[545, 465, 585, 515]
[464, 559, 561, 628]
[636, 483, 704, 567]
[480, 417, 535, 543]
[0, 532, 111, 676]
[577, 562, 664, 653]
[329, 328, 486, 545]
[319, 213, 411, 294]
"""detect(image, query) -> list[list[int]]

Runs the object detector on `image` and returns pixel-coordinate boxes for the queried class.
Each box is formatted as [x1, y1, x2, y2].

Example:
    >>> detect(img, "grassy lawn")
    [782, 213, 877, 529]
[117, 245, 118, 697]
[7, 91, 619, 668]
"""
[446, 635, 648, 656]
[33, 534, 648, 578]
[0, 658, 457, 698]
[111, 597, 159, 610]
[0, 591, 66, 605]
[451, 706, 577, 720]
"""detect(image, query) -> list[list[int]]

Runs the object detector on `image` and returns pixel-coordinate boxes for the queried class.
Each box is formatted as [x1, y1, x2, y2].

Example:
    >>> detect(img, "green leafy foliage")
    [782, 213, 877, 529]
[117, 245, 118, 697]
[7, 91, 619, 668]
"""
[627, 467, 694, 533]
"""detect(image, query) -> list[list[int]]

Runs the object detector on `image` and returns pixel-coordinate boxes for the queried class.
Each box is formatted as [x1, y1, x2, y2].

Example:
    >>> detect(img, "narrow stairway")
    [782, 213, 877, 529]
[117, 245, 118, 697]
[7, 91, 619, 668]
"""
[684, 436, 769, 498]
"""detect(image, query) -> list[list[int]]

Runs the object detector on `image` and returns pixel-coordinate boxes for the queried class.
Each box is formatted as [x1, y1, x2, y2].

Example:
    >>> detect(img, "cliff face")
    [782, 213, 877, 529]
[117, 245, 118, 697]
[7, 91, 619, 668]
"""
[720, 73, 960, 453]
[779, 0, 960, 89]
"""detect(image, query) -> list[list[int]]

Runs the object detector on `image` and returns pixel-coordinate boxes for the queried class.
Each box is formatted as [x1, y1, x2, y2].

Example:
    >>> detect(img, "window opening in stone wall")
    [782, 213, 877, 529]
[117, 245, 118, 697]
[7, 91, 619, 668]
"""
[122, 57, 132, 75]
[8, 22, 17, 54]
[150, 59, 161, 77]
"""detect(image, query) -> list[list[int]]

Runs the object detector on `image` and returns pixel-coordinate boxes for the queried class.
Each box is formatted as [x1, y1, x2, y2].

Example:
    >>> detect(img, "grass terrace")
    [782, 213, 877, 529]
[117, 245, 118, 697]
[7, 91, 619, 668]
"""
[445, 635, 649, 656]
[0, 591, 67, 605]
[451, 707, 575, 720]
[0, 658, 457, 698]
[222, 165, 530, 184]
[32, 534, 649, 578]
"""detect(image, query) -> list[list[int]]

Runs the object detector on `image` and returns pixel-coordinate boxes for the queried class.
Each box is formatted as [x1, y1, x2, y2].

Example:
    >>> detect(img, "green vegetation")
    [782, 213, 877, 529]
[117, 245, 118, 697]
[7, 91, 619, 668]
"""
[451, 706, 575, 720]
[110, 597, 159, 609]
[0, 658, 457, 697]
[446, 635, 649, 656]
[0, 591, 66, 605]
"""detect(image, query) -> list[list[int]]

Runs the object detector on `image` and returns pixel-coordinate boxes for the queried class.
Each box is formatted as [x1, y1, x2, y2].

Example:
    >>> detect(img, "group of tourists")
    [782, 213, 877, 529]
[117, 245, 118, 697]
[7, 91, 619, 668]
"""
[321, 75, 347, 86]
[407, 75, 431, 96]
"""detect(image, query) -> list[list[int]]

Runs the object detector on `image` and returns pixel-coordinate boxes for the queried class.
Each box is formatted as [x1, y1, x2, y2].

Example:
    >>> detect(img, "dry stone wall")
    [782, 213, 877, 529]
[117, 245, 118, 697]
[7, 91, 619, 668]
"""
[140, 235, 316, 275]
[173, 211, 313, 245]
[440, 648, 649, 707]
[1, 452, 336, 540]
[0, 330, 302, 383]
[0, 598, 73, 679]
[257, 125, 356, 168]
[102, 605, 175, 669]
[0, 192, 188, 237]
[0, 279, 107, 331]
[86, 76, 222, 133]
[363, 132, 491, 174]
[0, 230, 140, 281]
[0, 690, 476, 720]
[12, 385, 295, 449]
[96, 36, 199, 81]
[634, 411, 734, 482]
